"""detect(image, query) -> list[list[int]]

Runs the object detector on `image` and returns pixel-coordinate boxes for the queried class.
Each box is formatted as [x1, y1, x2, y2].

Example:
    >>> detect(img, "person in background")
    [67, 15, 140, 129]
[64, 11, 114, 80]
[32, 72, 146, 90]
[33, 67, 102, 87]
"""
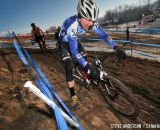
[55, 26, 61, 49]
[58, 0, 126, 108]
[31, 23, 47, 52]
[126, 27, 130, 41]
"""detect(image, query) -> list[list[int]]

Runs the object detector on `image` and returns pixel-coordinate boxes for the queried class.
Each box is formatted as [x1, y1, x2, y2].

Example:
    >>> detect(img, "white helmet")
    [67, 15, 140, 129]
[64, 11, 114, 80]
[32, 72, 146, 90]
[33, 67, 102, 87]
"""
[77, 0, 99, 21]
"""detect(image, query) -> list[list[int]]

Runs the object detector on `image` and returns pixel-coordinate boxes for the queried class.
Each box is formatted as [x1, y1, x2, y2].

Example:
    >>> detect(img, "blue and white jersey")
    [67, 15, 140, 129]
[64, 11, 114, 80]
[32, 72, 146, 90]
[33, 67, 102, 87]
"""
[59, 15, 116, 68]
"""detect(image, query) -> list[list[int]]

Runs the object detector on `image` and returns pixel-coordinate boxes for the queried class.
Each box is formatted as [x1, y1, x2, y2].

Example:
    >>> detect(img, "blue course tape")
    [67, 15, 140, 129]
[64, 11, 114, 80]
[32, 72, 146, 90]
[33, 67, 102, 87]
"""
[129, 41, 160, 47]
[133, 51, 156, 58]
[22, 47, 80, 125]
[13, 36, 83, 130]
[80, 38, 160, 47]
[13, 39, 28, 66]
[13, 39, 69, 130]
[103, 29, 160, 34]
[23, 48, 84, 130]
[35, 76, 69, 130]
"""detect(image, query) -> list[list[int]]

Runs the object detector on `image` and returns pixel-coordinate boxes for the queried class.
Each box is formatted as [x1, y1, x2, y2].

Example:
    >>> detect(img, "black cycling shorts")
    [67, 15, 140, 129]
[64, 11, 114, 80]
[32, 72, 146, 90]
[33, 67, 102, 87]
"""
[60, 41, 87, 82]
[35, 36, 44, 43]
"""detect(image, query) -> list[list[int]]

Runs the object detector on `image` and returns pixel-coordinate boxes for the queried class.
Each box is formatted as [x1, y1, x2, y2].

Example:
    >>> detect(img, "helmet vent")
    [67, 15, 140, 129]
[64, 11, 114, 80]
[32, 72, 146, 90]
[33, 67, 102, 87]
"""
[86, 8, 92, 18]
[81, 9, 88, 18]
[94, 8, 96, 18]
[89, 0, 94, 5]
[85, 2, 91, 8]
[81, 0, 84, 6]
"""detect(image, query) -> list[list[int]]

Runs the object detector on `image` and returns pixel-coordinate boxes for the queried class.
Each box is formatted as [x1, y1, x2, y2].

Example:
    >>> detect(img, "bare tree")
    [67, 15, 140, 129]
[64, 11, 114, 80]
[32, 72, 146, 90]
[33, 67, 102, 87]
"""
[101, 0, 158, 24]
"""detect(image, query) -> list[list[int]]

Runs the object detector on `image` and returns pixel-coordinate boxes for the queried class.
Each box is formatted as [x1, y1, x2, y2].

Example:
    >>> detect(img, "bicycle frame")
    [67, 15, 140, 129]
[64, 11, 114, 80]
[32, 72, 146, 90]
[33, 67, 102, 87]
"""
[73, 58, 109, 87]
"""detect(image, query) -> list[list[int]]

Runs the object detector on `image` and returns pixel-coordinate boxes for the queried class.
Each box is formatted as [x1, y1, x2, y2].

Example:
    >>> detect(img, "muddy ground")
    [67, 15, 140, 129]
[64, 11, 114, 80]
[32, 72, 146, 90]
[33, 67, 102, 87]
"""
[0, 48, 160, 130]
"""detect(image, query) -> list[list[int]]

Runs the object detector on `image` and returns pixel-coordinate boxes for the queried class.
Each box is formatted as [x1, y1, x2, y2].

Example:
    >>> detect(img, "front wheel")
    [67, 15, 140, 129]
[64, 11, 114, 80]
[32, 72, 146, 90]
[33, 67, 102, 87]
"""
[98, 75, 139, 117]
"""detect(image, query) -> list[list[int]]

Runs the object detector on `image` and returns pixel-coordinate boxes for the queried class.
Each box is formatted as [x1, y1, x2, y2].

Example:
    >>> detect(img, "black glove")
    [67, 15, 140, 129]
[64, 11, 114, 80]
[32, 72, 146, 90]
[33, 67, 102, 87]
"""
[84, 63, 100, 81]
[114, 46, 126, 59]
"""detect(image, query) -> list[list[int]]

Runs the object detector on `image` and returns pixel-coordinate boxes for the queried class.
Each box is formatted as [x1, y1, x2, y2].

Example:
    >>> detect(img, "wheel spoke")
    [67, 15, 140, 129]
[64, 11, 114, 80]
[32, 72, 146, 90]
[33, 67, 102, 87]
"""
[99, 75, 138, 117]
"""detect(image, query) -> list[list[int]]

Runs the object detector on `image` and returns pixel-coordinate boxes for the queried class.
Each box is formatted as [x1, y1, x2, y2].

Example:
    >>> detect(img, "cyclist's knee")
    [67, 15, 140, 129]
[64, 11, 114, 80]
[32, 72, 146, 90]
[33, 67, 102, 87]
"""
[64, 59, 73, 82]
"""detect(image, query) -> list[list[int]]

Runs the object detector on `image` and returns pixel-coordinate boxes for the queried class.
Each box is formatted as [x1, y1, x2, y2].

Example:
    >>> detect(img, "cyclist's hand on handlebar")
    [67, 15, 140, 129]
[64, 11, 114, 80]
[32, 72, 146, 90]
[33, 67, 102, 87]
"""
[114, 46, 126, 59]
[84, 63, 100, 81]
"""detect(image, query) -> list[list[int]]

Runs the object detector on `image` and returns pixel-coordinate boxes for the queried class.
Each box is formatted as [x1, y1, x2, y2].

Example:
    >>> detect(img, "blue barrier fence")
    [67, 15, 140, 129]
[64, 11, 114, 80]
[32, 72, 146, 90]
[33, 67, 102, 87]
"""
[1, 37, 160, 48]
[104, 28, 160, 34]
[81, 37, 160, 60]
[80, 38, 160, 48]
[12, 36, 83, 130]
[13, 39, 69, 130]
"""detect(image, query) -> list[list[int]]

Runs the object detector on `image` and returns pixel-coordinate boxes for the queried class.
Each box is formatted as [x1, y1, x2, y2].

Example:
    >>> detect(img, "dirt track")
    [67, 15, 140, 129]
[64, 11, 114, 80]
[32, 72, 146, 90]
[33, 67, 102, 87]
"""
[0, 48, 160, 130]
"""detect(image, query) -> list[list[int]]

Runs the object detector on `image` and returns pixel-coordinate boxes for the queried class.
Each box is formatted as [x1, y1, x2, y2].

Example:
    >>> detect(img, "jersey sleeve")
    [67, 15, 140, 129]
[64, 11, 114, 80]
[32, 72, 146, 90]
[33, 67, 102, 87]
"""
[67, 28, 87, 68]
[92, 23, 116, 49]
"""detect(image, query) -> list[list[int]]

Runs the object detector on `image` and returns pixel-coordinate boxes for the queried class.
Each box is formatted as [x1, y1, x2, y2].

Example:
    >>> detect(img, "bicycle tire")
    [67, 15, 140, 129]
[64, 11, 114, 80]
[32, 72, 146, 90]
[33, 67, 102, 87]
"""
[98, 75, 139, 117]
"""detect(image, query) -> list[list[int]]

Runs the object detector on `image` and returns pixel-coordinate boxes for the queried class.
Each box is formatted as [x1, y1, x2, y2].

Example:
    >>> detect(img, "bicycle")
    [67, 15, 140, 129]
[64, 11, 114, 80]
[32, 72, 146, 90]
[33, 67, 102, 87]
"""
[72, 45, 139, 117]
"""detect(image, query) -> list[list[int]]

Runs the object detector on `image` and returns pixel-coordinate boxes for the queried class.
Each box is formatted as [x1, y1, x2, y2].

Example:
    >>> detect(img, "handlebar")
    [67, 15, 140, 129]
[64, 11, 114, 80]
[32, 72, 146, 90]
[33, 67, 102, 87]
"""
[90, 41, 130, 64]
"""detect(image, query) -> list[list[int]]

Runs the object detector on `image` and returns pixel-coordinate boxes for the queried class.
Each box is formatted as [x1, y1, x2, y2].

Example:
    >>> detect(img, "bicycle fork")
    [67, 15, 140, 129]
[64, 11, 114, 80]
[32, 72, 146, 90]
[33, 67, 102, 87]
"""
[102, 79, 118, 99]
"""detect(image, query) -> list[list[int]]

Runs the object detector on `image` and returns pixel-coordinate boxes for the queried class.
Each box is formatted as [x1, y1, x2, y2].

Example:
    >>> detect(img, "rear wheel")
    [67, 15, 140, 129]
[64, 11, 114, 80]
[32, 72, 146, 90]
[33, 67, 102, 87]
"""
[98, 75, 139, 117]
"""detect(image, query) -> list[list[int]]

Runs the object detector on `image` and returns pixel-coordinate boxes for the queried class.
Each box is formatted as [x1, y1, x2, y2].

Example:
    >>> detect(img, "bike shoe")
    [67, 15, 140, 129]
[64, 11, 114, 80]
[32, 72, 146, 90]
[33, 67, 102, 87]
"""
[71, 95, 80, 109]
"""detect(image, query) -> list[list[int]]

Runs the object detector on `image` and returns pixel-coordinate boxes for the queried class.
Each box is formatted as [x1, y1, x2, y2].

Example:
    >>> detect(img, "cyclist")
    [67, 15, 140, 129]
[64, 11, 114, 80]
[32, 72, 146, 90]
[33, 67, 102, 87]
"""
[58, 0, 126, 108]
[55, 26, 61, 49]
[31, 23, 46, 52]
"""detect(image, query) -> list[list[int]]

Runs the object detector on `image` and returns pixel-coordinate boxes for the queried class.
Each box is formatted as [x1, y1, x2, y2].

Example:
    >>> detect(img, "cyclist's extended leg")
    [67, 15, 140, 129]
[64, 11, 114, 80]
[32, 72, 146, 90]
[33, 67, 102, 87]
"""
[35, 36, 45, 53]
[60, 43, 80, 108]
[37, 41, 44, 53]
[42, 40, 47, 51]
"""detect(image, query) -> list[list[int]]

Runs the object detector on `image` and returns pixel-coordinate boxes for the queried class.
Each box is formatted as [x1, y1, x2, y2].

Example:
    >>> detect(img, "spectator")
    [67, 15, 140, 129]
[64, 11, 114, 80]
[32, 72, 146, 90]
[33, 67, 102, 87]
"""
[126, 27, 130, 41]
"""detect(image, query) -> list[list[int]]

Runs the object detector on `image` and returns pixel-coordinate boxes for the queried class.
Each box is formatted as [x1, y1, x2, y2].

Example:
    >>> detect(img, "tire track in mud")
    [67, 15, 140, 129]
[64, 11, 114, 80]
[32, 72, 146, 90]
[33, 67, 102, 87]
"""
[125, 81, 160, 107]
[77, 105, 140, 130]
[78, 91, 139, 130]
[0, 50, 14, 87]
[124, 82, 160, 122]
[0, 50, 57, 130]
[37, 49, 158, 128]
[75, 87, 137, 130]
[0, 50, 27, 105]
[1, 49, 160, 130]
[55, 83, 140, 129]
